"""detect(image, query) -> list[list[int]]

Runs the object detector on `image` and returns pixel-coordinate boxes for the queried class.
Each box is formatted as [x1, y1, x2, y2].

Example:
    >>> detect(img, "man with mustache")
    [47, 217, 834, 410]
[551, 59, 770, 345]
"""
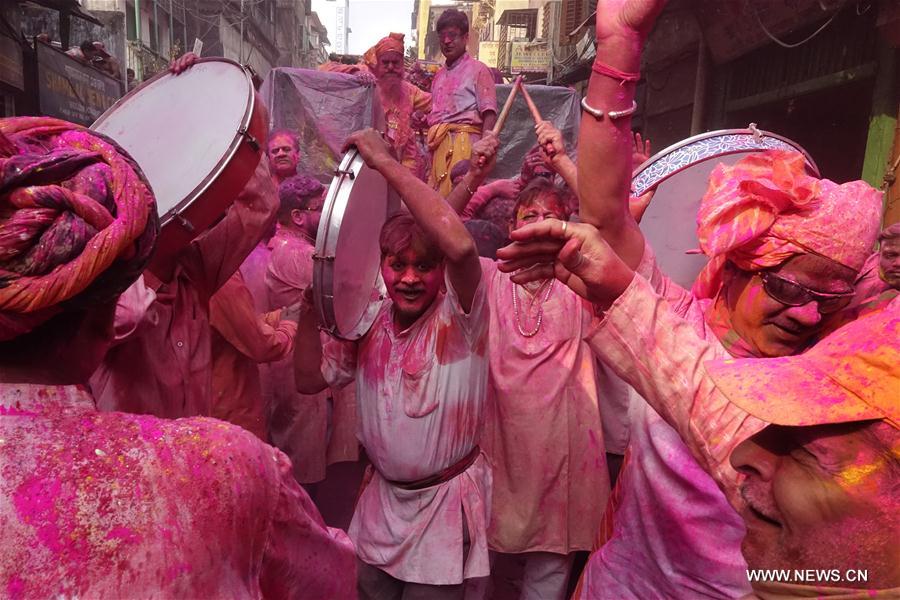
[268, 130, 301, 184]
[498, 0, 883, 597]
[364, 33, 433, 179]
[498, 218, 899, 596]
[427, 9, 498, 196]
[294, 129, 490, 599]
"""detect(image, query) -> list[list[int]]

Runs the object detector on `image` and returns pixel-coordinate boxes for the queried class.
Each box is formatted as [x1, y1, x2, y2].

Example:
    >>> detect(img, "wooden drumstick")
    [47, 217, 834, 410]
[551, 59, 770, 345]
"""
[519, 82, 556, 158]
[476, 76, 522, 168]
[491, 75, 523, 137]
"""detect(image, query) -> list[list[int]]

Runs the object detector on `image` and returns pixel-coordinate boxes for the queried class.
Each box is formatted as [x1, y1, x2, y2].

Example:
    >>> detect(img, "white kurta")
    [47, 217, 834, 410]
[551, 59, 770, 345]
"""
[322, 273, 491, 585]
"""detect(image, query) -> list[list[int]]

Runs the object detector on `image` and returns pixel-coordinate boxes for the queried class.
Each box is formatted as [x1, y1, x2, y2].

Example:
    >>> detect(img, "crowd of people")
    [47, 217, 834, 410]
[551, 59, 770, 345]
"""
[0, 0, 898, 599]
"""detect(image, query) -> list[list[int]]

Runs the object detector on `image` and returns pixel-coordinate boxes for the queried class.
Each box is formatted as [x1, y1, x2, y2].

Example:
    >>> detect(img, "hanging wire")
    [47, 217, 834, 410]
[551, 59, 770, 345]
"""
[746, 0, 841, 49]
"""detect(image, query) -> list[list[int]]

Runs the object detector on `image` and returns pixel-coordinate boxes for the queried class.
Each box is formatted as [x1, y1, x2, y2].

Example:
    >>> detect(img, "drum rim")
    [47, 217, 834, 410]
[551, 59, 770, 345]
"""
[313, 149, 398, 340]
[630, 127, 820, 197]
[91, 57, 256, 226]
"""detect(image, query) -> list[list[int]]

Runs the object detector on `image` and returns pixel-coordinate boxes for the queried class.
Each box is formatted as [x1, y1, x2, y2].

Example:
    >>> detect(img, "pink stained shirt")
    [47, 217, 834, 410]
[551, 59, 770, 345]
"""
[265, 229, 359, 484]
[90, 174, 277, 419]
[0, 383, 356, 599]
[321, 273, 491, 585]
[209, 270, 297, 440]
[479, 258, 609, 555]
[578, 244, 767, 599]
[427, 53, 498, 128]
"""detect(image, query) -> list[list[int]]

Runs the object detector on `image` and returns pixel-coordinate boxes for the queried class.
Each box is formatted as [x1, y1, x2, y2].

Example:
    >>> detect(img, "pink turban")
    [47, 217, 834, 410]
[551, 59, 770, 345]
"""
[364, 33, 406, 69]
[0, 117, 158, 340]
[692, 149, 882, 299]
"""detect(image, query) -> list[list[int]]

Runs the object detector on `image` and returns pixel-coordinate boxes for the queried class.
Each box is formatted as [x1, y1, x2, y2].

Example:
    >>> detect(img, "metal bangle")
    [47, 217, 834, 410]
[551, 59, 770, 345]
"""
[465, 182, 476, 195]
[609, 100, 638, 120]
[580, 98, 638, 121]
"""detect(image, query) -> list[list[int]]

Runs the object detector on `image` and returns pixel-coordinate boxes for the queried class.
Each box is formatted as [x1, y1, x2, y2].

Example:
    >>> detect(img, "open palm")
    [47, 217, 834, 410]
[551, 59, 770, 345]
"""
[595, 0, 667, 42]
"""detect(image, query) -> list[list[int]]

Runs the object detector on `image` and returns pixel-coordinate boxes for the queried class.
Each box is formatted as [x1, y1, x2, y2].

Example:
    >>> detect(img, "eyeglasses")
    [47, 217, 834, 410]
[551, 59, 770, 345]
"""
[759, 272, 854, 315]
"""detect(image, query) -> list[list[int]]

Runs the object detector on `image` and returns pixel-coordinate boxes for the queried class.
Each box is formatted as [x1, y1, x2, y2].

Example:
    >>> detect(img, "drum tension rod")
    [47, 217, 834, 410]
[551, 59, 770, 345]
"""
[334, 168, 355, 180]
[238, 127, 260, 152]
[312, 253, 335, 261]
[174, 214, 195, 233]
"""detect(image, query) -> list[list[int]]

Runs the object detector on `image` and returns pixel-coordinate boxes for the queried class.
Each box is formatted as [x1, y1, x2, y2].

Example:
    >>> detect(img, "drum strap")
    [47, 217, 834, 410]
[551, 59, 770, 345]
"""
[385, 445, 481, 491]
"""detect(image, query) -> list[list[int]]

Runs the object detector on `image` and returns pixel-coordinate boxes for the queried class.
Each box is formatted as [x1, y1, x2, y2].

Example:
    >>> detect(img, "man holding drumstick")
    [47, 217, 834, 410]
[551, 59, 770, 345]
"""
[294, 128, 489, 599]
[427, 9, 498, 196]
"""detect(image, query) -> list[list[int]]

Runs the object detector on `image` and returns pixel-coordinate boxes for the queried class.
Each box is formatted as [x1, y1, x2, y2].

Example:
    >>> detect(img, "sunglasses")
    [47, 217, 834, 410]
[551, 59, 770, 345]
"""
[759, 272, 854, 315]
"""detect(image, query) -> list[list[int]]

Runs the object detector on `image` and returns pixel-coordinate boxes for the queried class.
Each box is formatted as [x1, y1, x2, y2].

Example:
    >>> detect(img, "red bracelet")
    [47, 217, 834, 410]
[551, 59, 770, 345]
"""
[592, 60, 640, 84]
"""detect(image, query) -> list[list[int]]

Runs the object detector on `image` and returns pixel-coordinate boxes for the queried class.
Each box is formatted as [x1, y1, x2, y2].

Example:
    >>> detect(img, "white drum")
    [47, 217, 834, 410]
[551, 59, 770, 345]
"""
[92, 58, 265, 277]
[631, 126, 818, 289]
[314, 149, 401, 340]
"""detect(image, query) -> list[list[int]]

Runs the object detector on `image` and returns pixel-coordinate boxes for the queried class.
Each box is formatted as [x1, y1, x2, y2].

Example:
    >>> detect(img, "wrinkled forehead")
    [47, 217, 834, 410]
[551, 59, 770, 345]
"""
[268, 134, 297, 152]
[379, 51, 403, 63]
[516, 192, 568, 216]
[772, 252, 857, 290]
[383, 245, 442, 266]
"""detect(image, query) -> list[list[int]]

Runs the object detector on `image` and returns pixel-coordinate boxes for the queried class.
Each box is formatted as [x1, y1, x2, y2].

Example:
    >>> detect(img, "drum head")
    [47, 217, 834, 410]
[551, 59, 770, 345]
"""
[92, 59, 254, 224]
[631, 128, 818, 289]
[314, 150, 400, 340]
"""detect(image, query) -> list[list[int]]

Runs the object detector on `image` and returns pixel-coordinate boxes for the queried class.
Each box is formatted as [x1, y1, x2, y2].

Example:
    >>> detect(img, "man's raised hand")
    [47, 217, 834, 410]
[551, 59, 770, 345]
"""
[497, 219, 634, 308]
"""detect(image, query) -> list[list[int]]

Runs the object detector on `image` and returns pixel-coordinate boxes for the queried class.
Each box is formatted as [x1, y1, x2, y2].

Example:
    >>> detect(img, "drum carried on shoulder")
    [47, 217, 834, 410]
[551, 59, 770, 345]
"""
[313, 149, 401, 340]
[631, 125, 818, 289]
[92, 57, 266, 279]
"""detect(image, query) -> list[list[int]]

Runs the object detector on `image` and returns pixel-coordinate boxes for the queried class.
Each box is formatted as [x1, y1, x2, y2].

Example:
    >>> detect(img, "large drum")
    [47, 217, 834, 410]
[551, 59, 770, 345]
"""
[314, 149, 400, 340]
[631, 126, 818, 288]
[92, 58, 266, 277]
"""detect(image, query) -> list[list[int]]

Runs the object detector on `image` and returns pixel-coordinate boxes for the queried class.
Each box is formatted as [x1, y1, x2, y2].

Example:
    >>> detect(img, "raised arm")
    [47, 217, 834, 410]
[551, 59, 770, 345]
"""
[446, 134, 500, 215]
[578, 0, 666, 269]
[344, 129, 482, 312]
[535, 120, 578, 193]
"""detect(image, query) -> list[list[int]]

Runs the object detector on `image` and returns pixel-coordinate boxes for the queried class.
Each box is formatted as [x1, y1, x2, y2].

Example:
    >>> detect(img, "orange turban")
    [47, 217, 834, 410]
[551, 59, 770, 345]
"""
[692, 150, 882, 299]
[364, 33, 406, 69]
[0, 117, 158, 340]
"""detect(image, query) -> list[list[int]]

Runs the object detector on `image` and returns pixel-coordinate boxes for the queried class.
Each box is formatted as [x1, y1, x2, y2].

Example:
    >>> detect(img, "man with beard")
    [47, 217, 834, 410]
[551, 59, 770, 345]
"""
[364, 33, 432, 179]
[497, 0, 883, 596]
[268, 130, 301, 184]
[427, 9, 497, 196]
[295, 129, 489, 599]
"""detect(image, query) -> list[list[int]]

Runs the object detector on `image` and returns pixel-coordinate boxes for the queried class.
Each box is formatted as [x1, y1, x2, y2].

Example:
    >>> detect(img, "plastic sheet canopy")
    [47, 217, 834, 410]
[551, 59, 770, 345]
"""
[260, 69, 579, 184]
[260, 68, 383, 184]
[490, 84, 580, 181]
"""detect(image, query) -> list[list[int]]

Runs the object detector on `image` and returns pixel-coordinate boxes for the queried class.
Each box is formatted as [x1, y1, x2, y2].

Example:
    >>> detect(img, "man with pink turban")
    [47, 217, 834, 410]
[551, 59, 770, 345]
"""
[0, 117, 355, 598]
[496, 0, 883, 597]
[363, 33, 432, 178]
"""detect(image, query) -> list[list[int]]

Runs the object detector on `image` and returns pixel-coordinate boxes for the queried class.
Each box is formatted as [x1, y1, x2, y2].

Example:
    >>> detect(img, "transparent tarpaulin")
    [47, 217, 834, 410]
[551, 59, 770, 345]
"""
[490, 83, 581, 181]
[260, 68, 383, 184]
[260, 69, 579, 184]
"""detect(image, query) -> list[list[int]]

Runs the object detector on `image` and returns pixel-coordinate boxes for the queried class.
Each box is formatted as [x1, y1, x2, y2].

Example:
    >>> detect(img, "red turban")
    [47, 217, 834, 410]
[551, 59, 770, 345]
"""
[0, 117, 158, 340]
[364, 33, 406, 69]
